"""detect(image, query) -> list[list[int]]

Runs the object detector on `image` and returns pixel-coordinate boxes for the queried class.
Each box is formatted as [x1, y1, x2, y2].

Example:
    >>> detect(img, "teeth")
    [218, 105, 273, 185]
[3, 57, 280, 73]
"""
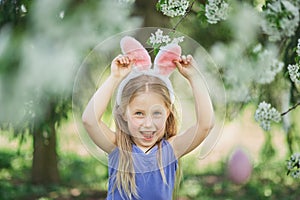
[141, 131, 154, 135]
[140, 131, 155, 138]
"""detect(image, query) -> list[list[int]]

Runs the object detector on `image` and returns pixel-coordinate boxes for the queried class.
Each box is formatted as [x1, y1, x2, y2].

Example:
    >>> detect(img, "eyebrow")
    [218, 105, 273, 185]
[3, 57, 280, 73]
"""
[128, 107, 145, 113]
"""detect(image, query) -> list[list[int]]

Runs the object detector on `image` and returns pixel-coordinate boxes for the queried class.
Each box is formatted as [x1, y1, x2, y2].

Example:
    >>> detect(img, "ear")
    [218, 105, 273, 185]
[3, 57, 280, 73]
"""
[122, 110, 128, 122]
[122, 114, 128, 122]
[154, 43, 181, 76]
[120, 36, 152, 71]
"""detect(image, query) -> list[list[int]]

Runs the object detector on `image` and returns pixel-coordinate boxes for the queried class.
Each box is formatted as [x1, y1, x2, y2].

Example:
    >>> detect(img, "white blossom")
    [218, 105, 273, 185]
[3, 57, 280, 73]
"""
[171, 36, 185, 44]
[162, 35, 171, 43]
[59, 11, 65, 19]
[205, 0, 229, 24]
[211, 42, 282, 102]
[148, 29, 184, 48]
[21, 4, 27, 13]
[290, 152, 300, 162]
[291, 0, 300, 7]
[287, 160, 294, 170]
[291, 170, 300, 178]
[149, 29, 170, 46]
[257, 57, 284, 84]
[210, 42, 253, 102]
[287, 63, 300, 84]
[24, 100, 36, 119]
[159, 0, 189, 18]
[252, 43, 263, 54]
[287, 153, 300, 179]
[255, 101, 281, 131]
[252, 45, 284, 84]
[261, 0, 299, 41]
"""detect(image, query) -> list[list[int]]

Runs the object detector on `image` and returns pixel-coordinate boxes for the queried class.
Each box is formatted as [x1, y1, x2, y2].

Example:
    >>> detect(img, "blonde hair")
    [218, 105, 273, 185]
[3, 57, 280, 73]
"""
[112, 75, 179, 199]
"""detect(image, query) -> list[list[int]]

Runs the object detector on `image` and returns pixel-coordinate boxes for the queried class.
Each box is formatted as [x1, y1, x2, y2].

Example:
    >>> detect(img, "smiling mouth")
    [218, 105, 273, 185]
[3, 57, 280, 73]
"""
[140, 131, 155, 140]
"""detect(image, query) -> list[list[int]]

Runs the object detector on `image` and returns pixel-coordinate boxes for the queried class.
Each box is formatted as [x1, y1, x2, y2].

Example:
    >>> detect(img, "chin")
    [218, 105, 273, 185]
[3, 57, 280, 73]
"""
[132, 131, 164, 148]
[136, 136, 157, 147]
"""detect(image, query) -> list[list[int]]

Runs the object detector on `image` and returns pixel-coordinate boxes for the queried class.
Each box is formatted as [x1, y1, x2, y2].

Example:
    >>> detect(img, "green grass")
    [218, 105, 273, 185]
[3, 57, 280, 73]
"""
[1, 119, 300, 200]
[178, 155, 299, 200]
[1, 147, 299, 200]
[0, 148, 108, 200]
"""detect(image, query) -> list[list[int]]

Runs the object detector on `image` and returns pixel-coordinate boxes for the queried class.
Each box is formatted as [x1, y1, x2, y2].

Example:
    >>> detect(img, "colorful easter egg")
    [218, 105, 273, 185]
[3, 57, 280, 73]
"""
[227, 148, 252, 184]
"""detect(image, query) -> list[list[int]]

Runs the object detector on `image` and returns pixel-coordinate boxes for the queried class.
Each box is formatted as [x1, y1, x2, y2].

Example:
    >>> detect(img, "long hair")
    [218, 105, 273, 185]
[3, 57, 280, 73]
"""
[112, 74, 179, 199]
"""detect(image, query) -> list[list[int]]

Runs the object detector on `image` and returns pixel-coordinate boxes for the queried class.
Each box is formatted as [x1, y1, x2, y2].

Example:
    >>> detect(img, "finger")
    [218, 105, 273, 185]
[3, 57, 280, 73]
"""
[123, 55, 132, 65]
[174, 60, 183, 71]
[181, 55, 186, 61]
[174, 60, 180, 64]
[124, 56, 130, 65]
[123, 56, 127, 64]
[123, 56, 130, 65]
[116, 55, 124, 64]
[186, 55, 192, 63]
[129, 58, 134, 66]
[173, 60, 180, 67]
[115, 54, 122, 61]
[121, 57, 126, 65]
[181, 55, 188, 65]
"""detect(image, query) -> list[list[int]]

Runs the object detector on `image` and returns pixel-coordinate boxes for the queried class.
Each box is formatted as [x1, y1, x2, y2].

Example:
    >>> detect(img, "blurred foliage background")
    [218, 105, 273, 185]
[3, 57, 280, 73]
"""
[0, 0, 300, 199]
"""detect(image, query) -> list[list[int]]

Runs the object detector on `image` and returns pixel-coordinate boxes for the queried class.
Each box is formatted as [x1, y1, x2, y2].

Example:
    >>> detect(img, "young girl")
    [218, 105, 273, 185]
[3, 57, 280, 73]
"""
[82, 36, 214, 200]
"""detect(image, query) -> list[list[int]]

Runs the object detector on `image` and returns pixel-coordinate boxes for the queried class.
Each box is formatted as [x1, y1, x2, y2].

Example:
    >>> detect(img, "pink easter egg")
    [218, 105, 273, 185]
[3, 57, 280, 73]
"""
[227, 148, 252, 184]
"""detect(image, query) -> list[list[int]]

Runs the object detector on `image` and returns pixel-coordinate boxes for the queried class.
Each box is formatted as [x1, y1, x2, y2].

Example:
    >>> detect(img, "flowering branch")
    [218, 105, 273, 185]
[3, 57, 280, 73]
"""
[172, 0, 196, 31]
[287, 153, 300, 179]
[254, 101, 281, 131]
[255, 101, 300, 131]
[281, 102, 300, 116]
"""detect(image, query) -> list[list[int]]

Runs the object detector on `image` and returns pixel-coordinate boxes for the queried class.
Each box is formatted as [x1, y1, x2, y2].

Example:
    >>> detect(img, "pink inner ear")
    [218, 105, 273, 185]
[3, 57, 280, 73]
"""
[120, 36, 151, 70]
[154, 44, 181, 76]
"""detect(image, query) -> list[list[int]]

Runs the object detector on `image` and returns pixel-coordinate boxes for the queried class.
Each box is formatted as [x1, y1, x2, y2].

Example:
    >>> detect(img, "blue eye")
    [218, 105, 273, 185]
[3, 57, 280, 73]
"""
[153, 111, 162, 117]
[135, 112, 144, 116]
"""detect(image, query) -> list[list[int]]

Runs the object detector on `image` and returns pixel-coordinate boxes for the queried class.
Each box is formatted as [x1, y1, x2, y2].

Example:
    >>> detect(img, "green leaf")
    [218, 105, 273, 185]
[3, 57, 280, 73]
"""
[156, 2, 161, 11]
[153, 43, 162, 49]
[154, 48, 160, 56]
[146, 38, 151, 45]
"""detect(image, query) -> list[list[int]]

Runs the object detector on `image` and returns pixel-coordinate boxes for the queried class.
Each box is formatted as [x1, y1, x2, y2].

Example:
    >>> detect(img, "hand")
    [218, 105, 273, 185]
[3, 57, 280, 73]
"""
[111, 54, 133, 79]
[174, 55, 198, 80]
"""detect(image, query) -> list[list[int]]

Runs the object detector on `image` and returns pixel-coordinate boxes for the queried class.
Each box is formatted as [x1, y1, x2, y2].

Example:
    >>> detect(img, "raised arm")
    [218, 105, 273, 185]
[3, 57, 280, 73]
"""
[170, 55, 215, 158]
[82, 55, 132, 153]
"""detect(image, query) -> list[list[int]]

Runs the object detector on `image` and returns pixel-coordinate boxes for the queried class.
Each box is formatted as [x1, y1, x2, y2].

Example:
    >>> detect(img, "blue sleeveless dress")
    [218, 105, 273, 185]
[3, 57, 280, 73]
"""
[106, 139, 178, 200]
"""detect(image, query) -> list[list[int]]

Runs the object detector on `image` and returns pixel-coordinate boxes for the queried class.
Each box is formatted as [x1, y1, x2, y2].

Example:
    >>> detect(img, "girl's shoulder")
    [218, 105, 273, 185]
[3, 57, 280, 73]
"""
[108, 139, 177, 168]
[109, 138, 173, 155]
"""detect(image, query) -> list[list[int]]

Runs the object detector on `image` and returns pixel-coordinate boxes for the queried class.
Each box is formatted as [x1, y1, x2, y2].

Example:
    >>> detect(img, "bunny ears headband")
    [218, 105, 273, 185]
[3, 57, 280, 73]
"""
[116, 36, 182, 105]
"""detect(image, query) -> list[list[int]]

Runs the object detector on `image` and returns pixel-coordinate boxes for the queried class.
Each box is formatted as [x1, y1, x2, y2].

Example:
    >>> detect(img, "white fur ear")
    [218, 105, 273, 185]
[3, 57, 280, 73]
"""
[154, 43, 181, 76]
[120, 36, 152, 71]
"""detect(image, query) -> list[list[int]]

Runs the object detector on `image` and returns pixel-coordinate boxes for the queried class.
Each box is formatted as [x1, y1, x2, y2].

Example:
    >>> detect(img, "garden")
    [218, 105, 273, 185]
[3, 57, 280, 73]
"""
[0, 0, 300, 199]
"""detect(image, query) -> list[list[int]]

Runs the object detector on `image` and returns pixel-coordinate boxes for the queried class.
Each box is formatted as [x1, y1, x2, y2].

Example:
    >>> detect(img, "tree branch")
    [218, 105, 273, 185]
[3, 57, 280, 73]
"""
[281, 102, 300, 116]
[172, 0, 196, 31]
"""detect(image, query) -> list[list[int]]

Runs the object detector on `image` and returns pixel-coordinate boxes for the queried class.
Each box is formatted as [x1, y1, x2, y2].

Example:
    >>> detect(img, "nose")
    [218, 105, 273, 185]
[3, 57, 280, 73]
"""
[143, 115, 154, 128]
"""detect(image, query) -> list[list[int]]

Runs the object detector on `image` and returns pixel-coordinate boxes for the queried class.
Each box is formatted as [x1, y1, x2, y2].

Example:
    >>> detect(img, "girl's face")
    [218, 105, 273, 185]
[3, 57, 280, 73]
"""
[124, 92, 169, 152]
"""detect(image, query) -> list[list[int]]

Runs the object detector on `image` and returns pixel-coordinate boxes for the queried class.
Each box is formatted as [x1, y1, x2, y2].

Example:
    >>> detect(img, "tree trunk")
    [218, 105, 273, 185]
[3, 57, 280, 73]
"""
[133, 0, 170, 27]
[31, 112, 60, 184]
